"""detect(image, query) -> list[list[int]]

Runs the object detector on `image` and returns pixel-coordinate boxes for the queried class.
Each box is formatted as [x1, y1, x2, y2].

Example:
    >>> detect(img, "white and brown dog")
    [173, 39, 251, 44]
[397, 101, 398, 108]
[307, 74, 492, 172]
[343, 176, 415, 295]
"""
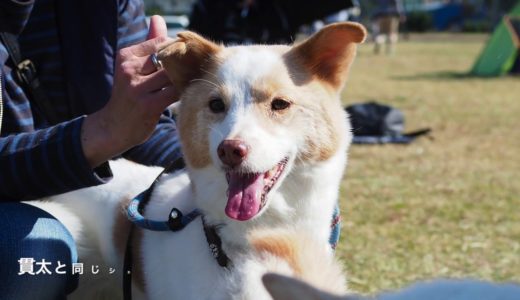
[29, 22, 366, 299]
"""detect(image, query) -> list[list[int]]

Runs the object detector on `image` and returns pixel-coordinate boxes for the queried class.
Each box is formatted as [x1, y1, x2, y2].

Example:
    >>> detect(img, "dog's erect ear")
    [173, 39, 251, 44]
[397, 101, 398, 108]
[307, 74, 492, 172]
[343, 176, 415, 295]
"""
[262, 273, 349, 300]
[288, 22, 366, 90]
[158, 31, 221, 95]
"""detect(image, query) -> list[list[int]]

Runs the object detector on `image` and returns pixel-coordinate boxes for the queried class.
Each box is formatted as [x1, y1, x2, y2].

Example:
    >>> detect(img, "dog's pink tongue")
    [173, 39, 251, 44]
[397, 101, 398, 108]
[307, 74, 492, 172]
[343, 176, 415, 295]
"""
[225, 173, 264, 221]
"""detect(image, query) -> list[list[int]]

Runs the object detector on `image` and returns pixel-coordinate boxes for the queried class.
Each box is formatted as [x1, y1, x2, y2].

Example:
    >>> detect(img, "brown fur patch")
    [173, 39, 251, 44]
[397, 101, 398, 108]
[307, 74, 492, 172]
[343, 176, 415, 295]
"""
[113, 198, 146, 293]
[301, 98, 346, 162]
[159, 32, 226, 169]
[245, 54, 345, 163]
[288, 22, 366, 89]
[250, 77, 295, 134]
[176, 75, 222, 169]
[252, 230, 348, 296]
[251, 235, 303, 275]
[251, 73, 344, 163]
[158, 31, 222, 94]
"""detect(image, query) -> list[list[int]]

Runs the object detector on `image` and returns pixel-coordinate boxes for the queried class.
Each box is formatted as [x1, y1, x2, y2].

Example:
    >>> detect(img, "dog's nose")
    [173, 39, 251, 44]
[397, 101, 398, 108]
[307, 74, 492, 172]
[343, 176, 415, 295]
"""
[217, 140, 249, 168]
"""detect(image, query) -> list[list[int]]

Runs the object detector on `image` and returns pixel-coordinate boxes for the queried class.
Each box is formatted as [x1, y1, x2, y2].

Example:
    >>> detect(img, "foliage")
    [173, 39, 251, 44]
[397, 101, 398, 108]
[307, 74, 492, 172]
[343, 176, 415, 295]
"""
[461, 19, 493, 32]
[145, 5, 164, 16]
[406, 11, 433, 32]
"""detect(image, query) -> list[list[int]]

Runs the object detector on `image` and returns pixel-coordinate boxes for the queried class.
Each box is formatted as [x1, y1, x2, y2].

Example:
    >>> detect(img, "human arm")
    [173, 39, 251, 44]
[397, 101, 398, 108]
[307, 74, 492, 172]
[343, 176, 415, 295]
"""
[0, 9, 177, 201]
[80, 33, 177, 168]
[0, 116, 113, 201]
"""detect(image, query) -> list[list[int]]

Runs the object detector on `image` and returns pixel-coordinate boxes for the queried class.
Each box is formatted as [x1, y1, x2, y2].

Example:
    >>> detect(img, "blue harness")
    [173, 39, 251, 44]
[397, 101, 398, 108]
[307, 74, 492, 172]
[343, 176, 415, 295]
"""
[127, 191, 202, 232]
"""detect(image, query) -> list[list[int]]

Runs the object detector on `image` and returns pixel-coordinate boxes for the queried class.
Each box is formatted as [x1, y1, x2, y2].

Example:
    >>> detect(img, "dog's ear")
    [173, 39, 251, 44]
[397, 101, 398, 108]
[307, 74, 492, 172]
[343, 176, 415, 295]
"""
[158, 31, 221, 95]
[262, 273, 349, 300]
[288, 22, 366, 90]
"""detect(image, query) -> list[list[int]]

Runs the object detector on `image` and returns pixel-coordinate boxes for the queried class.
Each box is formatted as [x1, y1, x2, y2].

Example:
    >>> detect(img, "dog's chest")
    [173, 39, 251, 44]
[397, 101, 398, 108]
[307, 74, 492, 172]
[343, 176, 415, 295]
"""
[141, 218, 229, 299]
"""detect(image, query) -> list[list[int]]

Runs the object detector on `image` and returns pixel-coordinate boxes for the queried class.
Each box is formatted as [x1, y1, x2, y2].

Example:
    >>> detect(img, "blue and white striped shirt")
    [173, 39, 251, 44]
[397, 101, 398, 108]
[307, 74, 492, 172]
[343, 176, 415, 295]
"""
[0, 0, 181, 201]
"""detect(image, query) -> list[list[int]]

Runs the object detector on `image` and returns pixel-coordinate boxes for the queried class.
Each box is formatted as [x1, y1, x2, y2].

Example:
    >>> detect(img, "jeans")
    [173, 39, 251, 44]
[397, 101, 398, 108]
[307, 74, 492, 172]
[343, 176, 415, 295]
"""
[0, 202, 78, 300]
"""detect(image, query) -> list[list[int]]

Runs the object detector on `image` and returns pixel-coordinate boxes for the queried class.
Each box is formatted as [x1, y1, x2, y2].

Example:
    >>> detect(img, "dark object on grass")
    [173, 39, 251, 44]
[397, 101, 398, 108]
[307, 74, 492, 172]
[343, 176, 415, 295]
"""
[345, 102, 431, 144]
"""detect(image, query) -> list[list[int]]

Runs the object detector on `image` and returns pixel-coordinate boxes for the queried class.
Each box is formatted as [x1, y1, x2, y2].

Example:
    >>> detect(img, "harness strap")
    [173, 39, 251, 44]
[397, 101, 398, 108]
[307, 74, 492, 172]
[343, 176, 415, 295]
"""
[0, 32, 59, 124]
[202, 218, 230, 268]
[127, 192, 202, 232]
[123, 157, 186, 300]
[123, 157, 231, 300]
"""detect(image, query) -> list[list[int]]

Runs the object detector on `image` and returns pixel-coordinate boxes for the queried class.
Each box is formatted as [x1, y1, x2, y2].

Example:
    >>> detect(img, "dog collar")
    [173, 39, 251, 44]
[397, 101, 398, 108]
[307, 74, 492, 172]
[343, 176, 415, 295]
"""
[127, 192, 202, 232]
[127, 192, 230, 268]
[127, 189, 231, 267]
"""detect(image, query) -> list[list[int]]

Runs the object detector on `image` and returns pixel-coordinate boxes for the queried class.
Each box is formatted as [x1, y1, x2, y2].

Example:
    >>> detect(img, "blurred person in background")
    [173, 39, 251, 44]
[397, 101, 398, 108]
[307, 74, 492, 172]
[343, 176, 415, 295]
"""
[372, 0, 406, 54]
[312, 0, 361, 33]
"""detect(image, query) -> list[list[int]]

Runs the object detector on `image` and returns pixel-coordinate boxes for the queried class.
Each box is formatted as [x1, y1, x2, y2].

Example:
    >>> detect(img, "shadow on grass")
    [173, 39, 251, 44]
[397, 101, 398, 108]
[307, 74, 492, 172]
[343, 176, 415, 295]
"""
[392, 71, 483, 81]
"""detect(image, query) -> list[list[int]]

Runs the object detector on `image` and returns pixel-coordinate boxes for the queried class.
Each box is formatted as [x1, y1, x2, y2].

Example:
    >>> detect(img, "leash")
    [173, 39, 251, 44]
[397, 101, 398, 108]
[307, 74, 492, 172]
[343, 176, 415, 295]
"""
[123, 157, 186, 300]
[123, 157, 230, 300]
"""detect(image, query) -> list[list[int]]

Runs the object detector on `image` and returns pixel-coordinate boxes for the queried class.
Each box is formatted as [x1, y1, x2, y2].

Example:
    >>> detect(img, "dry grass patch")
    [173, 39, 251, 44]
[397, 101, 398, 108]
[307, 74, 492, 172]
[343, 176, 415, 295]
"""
[337, 33, 520, 294]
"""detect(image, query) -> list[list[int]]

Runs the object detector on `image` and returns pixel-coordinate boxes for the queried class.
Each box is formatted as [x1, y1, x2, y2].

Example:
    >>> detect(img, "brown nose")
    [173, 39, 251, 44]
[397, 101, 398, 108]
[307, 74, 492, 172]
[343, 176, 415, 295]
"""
[217, 140, 249, 168]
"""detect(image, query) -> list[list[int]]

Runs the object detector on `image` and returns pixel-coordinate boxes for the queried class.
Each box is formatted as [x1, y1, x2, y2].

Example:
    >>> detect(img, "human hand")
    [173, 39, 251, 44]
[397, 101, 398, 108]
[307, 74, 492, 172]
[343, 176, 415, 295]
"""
[81, 16, 178, 168]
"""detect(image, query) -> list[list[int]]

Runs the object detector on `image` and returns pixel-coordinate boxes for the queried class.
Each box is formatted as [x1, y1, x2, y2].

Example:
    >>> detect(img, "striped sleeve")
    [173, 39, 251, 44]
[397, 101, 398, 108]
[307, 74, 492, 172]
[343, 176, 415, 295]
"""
[123, 113, 182, 167]
[117, 0, 148, 49]
[116, 1, 183, 167]
[0, 117, 112, 201]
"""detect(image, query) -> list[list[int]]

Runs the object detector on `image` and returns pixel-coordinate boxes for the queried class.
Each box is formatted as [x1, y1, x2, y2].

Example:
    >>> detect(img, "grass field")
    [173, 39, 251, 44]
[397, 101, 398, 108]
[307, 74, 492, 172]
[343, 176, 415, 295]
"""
[336, 33, 520, 294]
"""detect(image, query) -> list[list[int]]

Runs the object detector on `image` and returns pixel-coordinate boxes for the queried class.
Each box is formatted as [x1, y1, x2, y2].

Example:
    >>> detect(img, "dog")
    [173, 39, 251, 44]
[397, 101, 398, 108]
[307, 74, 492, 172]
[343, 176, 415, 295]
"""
[263, 273, 520, 300]
[28, 22, 366, 299]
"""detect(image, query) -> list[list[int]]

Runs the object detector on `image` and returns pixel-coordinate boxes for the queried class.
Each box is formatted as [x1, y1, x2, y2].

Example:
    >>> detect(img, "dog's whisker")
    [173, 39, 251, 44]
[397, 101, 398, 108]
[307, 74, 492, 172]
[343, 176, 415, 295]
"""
[200, 68, 220, 81]
[190, 78, 220, 90]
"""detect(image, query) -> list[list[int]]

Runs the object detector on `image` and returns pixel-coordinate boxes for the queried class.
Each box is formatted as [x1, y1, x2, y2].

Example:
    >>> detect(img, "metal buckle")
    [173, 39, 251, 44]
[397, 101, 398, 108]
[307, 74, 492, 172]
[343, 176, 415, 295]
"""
[15, 59, 37, 86]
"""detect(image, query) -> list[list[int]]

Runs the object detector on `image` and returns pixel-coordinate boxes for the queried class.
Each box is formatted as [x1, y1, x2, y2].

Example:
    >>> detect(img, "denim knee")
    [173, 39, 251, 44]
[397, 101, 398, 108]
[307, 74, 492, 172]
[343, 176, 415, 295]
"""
[0, 202, 79, 300]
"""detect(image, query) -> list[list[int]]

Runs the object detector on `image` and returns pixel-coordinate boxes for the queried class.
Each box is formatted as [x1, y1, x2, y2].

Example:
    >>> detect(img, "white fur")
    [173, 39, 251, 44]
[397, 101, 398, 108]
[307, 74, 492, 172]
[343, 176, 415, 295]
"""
[27, 36, 353, 299]
[219, 47, 284, 90]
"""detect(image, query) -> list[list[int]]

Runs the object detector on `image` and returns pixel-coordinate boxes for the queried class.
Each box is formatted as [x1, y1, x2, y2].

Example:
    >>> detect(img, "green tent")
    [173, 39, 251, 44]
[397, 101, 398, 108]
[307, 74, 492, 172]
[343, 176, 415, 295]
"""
[471, 2, 520, 76]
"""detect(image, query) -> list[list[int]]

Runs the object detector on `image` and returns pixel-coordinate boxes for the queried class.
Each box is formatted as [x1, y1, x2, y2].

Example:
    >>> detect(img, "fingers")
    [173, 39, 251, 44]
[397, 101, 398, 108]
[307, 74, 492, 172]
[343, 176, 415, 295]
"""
[148, 86, 180, 112]
[126, 36, 171, 58]
[118, 22, 173, 75]
[141, 54, 160, 75]
[147, 15, 168, 40]
[120, 36, 172, 75]
[119, 52, 163, 76]
[142, 70, 172, 92]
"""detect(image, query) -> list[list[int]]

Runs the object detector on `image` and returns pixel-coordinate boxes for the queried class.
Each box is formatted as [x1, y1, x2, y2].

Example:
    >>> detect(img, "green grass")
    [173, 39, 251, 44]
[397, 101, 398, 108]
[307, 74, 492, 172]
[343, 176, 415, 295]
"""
[336, 33, 520, 294]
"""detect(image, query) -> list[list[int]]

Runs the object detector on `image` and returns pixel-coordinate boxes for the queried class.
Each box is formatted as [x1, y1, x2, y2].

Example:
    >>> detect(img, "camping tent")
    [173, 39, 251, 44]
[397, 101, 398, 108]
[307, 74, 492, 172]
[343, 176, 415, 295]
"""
[471, 2, 520, 76]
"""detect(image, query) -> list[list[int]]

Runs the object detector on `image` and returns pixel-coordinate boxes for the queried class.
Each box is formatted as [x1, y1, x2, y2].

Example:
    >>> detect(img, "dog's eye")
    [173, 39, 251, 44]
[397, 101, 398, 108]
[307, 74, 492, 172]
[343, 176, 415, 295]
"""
[209, 98, 226, 113]
[271, 98, 291, 111]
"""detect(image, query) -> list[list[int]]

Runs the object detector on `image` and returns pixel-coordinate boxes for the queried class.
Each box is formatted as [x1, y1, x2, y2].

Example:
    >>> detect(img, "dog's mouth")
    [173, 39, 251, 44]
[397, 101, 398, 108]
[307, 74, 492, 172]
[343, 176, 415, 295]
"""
[224, 158, 289, 221]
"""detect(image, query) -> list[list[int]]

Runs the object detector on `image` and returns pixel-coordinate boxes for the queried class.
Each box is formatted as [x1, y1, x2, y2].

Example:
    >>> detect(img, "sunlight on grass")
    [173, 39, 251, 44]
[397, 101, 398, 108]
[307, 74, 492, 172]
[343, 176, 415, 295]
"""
[337, 33, 520, 294]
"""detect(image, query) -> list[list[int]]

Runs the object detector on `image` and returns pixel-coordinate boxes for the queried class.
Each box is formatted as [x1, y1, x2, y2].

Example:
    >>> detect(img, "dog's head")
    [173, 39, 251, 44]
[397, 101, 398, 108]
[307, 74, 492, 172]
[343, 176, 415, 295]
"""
[159, 22, 366, 222]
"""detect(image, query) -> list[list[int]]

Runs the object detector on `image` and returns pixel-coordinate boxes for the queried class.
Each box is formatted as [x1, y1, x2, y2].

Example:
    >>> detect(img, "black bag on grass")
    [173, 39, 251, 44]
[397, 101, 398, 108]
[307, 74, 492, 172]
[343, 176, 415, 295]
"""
[345, 102, 431, 144]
